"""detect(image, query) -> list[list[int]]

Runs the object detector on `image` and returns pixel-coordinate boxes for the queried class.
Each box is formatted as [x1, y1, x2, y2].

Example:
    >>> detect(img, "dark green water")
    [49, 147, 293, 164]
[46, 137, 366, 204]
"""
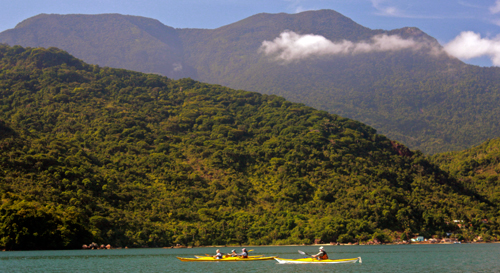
[1, 244, 499, 272]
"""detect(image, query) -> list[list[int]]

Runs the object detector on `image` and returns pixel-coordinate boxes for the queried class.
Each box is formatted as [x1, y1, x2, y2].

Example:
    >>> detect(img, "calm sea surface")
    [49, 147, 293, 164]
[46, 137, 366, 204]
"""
[1, 244, 499, 272]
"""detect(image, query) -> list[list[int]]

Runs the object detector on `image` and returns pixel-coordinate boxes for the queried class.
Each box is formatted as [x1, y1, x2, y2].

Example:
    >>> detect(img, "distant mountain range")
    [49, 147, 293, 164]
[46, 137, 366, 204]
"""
[2, 10, 500, 154]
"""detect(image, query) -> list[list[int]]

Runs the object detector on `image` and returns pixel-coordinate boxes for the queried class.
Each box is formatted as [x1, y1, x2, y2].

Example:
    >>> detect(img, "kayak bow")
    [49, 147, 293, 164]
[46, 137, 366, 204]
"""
[274, 257, 362, 264]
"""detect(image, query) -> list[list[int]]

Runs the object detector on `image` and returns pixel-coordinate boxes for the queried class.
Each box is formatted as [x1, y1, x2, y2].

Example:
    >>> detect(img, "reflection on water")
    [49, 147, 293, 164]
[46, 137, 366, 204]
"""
[1, 244, 499, 272]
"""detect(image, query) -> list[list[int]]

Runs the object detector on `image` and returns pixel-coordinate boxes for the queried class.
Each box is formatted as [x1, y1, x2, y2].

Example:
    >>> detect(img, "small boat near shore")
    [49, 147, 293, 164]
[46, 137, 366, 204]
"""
[274, 257, 362, 264]
[177, 256, 277, 262]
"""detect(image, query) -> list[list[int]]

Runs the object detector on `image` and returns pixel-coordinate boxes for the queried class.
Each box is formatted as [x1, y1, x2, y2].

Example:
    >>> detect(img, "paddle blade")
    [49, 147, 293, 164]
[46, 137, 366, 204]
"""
[298, 250, 308, 256]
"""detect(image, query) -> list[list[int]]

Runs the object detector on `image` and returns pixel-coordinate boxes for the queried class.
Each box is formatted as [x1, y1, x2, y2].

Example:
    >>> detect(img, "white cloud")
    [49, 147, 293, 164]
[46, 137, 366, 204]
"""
[285, 0, 307, 14]
[458, 1, 482, 9]
[173, 63, 183, 72]
[490, 0, 500, 14]
[444, 31, 500, 65]
[369, 0, 446, 19]
[259, 31, 425, 62]
[492, 19, 500, 27]
[371, 0, 403, 16]
[294, 6, 305, 13]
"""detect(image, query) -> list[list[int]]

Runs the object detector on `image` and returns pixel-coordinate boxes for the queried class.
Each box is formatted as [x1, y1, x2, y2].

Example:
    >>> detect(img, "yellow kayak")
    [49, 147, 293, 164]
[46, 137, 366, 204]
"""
[194, 255, 264, 259]
[177, 256, 277, 262]
[274, 257, 362, 264]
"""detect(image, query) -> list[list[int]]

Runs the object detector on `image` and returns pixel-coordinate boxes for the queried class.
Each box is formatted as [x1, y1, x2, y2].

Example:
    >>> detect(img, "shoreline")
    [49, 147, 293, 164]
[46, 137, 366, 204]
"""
[3, 241, 498, 251]
[169, 240, 500, 249]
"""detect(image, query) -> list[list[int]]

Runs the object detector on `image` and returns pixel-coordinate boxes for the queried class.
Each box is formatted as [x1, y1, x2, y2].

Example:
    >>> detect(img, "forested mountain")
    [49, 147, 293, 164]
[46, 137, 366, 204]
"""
[2, 11, 500, 154]
[432, 138, 500, 217]
[0, 13, 195, 79]
[0, 45, 498, 250]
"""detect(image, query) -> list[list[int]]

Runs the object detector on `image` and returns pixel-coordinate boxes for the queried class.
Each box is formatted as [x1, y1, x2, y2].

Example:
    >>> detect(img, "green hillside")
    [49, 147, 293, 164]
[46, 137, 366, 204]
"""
[3, 11, 500, 154]
[432, 138, 500, 215]
[1, 45, 499, 250]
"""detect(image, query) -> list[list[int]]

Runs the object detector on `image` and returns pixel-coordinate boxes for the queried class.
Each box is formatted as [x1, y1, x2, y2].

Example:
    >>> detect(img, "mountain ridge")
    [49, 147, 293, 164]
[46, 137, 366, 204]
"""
[1, 10, 499, 154]
[1, 13, 192, 78]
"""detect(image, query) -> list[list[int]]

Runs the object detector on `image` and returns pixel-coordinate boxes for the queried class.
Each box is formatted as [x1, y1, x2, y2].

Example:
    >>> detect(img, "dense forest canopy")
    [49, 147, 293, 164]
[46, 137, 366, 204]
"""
[2, 11, 500, 154]
[0, 45, 499, 250]
[432, 138, 500, 213]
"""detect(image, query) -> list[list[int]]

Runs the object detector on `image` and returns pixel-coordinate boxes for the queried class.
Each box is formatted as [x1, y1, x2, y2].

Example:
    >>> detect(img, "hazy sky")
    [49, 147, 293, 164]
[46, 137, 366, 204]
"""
[1, 0, 500, 66]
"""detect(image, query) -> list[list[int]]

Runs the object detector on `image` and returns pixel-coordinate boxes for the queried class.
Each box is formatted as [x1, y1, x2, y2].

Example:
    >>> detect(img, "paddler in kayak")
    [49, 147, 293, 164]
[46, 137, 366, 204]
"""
[311, 246, 328, 260]
[237, 248, 249, 258]
[229, 249, 238, 257]
[213, 249, 223, 259]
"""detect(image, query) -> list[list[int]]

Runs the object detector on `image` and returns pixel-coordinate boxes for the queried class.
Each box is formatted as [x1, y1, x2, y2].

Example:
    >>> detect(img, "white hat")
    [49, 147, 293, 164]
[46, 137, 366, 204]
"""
[319, 246, 324, 250]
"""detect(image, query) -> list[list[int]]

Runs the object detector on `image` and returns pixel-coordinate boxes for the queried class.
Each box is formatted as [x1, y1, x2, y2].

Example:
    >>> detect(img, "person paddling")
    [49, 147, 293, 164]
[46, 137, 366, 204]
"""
[213, 249, 223, 259]
[238, 248, 249, 258]
[229, 249, 238, 257]
[311, 246, 328, 260]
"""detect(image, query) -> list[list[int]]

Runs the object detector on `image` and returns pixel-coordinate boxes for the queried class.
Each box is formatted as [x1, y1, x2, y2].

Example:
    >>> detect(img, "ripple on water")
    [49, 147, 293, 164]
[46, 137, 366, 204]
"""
[1, 244, 499, 273]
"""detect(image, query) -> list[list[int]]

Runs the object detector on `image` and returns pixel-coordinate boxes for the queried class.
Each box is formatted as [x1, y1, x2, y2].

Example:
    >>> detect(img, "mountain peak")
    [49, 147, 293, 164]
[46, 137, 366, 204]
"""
[223, 9, 372, 41]
[1, 13, 189, 78]
[387, 26, 438, 44]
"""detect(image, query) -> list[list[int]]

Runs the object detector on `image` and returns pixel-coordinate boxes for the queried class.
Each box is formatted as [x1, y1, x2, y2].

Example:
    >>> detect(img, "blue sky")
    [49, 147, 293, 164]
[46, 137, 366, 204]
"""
[1, 0, 500, 66]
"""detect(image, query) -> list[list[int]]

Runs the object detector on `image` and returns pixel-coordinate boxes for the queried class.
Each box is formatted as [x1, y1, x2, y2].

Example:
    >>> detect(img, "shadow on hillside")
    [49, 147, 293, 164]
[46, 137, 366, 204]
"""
[0, 120, 17, 139]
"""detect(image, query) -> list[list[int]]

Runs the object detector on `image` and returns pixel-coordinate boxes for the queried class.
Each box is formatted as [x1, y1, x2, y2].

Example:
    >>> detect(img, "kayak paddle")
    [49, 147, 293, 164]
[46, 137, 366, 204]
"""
[298, 250, 312, 256]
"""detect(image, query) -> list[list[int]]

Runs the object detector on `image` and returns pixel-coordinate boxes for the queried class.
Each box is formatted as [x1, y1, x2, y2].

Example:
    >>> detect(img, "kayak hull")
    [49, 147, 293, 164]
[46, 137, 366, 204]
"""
[177, 256, 276, 262]
[274, 257, 361, 264]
